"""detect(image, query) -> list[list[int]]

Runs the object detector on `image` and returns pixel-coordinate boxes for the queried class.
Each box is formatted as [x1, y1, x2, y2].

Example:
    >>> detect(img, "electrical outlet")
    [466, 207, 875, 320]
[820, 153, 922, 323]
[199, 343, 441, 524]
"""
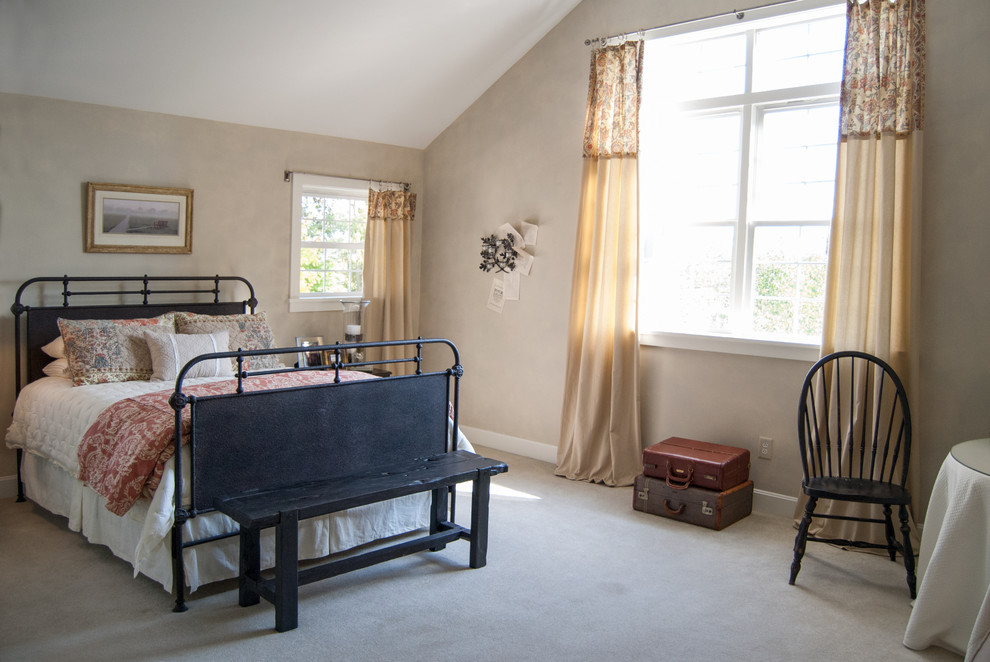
[759, 436, 773, 460]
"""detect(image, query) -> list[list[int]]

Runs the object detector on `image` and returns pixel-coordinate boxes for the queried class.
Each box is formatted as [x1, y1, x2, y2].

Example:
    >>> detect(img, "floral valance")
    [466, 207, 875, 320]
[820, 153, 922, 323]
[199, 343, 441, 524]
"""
[582, 40, 643, 158]
[840, 0, 926, 138]
[368, 189, 416, 222]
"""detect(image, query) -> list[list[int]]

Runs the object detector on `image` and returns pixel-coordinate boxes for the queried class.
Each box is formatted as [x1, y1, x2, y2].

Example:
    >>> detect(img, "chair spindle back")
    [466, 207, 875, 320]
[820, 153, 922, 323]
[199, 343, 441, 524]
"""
[797, 351, 911, 487]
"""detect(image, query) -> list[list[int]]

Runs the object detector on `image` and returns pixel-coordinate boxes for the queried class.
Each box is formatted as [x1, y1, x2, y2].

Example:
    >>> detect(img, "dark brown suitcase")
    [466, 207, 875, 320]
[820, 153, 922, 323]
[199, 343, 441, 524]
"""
[633, 474, 753, 530]
[642, 437, 750, 491]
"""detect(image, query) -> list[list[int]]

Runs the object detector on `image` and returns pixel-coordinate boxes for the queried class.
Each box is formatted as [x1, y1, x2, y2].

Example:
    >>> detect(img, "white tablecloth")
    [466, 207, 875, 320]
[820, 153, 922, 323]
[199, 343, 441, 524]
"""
[904, 439, 990, 661]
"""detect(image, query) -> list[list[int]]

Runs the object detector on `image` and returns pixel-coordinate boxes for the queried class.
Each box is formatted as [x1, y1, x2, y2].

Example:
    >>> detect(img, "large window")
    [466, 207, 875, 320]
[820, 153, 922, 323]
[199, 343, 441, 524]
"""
[289, 174, 367, 312]
[639, 1, 846, 355]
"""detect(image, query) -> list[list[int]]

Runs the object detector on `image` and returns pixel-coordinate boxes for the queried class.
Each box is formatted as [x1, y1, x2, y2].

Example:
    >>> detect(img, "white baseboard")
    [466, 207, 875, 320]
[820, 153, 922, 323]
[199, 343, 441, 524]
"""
[461, 425, 798, 519]
[461, 425, 558, 464]
[754, 488, 798, 519]
[0, 474, 18, 500]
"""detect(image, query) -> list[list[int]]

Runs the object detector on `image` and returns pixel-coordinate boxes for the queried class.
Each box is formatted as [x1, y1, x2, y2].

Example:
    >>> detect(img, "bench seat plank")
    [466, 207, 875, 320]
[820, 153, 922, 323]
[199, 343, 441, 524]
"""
[215, 450, 507, 528]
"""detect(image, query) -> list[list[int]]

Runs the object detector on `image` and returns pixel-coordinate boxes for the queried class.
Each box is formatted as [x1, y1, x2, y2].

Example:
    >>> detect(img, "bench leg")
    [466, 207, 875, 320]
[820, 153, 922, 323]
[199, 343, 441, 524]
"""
[274, 510, 299, 632]
[430, 487, 448, 552]
[238, 526, 261, 607]
[469, 472, 492, 569]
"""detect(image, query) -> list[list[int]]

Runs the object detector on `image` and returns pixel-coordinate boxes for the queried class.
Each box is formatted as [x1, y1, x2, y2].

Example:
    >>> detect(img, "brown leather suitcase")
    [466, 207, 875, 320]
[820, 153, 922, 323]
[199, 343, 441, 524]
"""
[642, 437, 750, 491]
[633, 474, 753, 530]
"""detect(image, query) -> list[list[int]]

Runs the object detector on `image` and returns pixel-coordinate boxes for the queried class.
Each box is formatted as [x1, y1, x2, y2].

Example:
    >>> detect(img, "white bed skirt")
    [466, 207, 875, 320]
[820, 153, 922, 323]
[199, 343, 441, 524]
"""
[20, 453, 433, 592]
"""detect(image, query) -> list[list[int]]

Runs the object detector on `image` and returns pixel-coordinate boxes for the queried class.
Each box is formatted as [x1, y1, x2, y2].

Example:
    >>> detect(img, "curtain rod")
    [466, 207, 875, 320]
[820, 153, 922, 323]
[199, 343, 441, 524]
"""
[283, 170, 410, 192]
[583, 0, 818, 46]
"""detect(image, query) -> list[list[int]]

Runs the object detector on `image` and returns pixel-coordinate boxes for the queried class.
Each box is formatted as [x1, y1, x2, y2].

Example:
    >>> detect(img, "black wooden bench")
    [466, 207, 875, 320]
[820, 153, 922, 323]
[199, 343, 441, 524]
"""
[214, 449, 508, 632]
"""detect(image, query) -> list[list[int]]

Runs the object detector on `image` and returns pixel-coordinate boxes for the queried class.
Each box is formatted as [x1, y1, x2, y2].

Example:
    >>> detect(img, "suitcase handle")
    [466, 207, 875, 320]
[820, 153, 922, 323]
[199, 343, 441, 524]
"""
[665, 462, 693, 490]
[663, 499, 685, 516]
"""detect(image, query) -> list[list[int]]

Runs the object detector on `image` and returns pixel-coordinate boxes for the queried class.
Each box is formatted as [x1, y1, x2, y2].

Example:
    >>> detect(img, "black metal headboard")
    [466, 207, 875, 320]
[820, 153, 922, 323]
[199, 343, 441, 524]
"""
[11, 275, 257, 392]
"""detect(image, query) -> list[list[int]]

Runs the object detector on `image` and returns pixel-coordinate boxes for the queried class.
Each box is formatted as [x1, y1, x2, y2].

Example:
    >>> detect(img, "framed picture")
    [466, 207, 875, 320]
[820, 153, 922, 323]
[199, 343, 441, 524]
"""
[295, 336, 325, 367]
[86, 182, 193, 254]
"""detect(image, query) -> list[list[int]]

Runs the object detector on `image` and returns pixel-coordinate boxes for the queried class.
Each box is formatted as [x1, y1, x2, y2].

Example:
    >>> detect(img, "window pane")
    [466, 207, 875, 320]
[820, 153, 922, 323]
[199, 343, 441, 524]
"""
[326, 271, 350, 293]
[751, 225, 828, 338]
[753, 16, 845, 91]
[301, 216, 324, 242]
[643, 112, 742, 223]
[325, 248, 353, 271]
[642, 225, 735, 333]
[325, 220, 354, 243]
[302, 195, 330, 220]
[348, 271, 363, 293]
[300, 247, 324, 271]
[650, 34, 747, 100]
[300, 270, 327, 295]
[752, 104, 839, 221]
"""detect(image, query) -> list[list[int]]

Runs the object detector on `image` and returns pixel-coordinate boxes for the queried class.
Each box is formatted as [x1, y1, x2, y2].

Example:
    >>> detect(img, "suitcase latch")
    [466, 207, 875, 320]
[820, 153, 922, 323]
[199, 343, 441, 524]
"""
[701, 501, 714, 516]
[637, 489, 649, 500]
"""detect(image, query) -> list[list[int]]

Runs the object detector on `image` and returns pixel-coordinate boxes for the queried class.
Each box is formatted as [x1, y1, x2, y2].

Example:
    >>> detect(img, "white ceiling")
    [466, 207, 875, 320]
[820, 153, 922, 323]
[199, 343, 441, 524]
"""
[0, 0, 582, 149]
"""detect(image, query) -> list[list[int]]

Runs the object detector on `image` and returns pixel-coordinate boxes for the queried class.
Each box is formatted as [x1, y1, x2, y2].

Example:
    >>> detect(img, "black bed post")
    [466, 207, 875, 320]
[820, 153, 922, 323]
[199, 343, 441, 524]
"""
[169, 390, 189, 612]
[171, 518, 188, 612]
[14, 450, 25, 502]
[11, 295, 27, 502]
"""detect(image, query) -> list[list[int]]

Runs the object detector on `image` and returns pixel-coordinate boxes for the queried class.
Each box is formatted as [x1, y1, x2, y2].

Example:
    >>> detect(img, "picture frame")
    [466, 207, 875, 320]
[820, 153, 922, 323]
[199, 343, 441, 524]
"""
[86, 182, 193, 254]
[295, 336, 325, 367]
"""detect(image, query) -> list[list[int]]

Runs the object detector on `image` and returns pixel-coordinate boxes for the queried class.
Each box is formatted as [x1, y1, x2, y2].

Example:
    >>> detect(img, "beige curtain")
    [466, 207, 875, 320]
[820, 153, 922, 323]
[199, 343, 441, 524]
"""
[556, 40, 643, 486]
[801, 0, 926, 544]
[362, 188, 417, 374]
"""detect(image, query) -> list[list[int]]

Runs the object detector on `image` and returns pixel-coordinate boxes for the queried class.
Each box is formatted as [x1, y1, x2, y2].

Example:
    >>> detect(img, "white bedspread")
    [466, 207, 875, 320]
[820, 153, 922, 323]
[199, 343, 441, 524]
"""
[6, 375, 473, 592]
[6, 376, 220, 477]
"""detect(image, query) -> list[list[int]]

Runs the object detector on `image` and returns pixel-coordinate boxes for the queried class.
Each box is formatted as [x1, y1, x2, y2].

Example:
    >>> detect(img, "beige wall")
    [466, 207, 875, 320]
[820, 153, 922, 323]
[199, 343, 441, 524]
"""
[0, 92, 424, 480]
[422, 0, 990, 514]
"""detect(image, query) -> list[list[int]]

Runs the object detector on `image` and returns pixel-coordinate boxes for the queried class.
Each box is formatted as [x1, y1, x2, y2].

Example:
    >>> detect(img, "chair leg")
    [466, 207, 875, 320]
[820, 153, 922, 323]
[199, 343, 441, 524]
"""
[790, 496, 817, 586]
[899, 504, 917, 599]
[882, 504, 897, 562]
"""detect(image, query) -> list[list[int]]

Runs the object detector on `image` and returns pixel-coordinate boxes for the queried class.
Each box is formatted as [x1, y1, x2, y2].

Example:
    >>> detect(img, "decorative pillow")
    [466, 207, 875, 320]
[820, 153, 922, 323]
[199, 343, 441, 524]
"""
[58, 313, 176, 386]
[41, 336, 66, 359]
[145, 331, 233, 381]
[42, 358, 72, 379]
[173, 311, 282, 370]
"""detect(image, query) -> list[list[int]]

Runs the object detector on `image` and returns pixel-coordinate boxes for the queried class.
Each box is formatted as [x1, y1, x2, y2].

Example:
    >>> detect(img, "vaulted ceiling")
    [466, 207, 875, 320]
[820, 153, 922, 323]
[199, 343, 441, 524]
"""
[0, 0, 583, 149]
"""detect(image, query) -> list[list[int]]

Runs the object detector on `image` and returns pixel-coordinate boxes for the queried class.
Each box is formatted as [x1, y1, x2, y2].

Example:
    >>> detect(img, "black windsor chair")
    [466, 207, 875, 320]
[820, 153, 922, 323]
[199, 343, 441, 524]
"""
[789, 351, 916, 599]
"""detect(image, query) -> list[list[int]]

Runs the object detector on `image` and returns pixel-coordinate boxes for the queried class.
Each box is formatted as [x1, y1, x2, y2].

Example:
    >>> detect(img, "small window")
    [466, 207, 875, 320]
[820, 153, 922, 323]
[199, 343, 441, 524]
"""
[289, 174, 367, 312]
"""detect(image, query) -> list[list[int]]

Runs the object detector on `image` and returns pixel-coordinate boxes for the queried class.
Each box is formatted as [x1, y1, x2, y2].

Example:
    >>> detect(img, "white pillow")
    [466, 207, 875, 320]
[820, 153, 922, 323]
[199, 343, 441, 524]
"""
[41, 336, 66, 359]
[42, 358, 72, 379]
[145, 331, 233, 381]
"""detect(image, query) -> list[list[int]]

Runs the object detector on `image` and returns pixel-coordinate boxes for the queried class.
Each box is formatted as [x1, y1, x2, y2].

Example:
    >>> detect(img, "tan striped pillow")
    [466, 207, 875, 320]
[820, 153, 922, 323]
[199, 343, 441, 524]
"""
[145, 331, 232, 381]
[173, 311, 282, 370]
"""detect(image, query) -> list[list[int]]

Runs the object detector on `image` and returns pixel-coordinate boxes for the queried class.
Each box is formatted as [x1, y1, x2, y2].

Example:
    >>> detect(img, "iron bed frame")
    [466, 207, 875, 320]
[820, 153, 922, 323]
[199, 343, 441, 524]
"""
[10, 276, 464, 613]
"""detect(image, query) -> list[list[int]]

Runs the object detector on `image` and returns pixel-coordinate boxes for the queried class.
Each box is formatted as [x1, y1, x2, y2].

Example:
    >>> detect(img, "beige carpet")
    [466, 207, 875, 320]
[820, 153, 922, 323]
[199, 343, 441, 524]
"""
[0, 447, 959, 662]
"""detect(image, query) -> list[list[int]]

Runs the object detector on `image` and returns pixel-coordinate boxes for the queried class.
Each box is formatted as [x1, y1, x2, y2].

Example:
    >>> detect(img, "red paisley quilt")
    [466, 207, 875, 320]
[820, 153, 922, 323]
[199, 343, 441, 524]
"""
[78, 370, 372, 515]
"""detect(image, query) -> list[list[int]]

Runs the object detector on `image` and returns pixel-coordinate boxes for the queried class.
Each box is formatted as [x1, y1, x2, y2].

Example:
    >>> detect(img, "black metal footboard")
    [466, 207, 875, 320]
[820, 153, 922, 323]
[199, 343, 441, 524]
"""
[168, 338, 463, 612]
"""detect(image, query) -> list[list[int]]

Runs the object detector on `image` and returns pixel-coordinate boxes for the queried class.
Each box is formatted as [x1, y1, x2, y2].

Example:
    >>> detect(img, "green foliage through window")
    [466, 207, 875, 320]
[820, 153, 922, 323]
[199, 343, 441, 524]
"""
[299, 194, 367, 296]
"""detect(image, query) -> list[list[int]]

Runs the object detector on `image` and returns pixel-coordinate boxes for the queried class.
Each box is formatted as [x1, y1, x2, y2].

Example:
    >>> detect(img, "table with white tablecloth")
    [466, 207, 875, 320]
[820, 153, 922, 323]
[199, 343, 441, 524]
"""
[904, 439, 990, 661]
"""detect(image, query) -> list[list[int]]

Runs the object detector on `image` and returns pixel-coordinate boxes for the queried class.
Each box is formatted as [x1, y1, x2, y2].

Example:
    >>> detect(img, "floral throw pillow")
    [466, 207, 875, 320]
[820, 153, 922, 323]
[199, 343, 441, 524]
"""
[57, 313, 176, 386]
[173, 311, 283, 370]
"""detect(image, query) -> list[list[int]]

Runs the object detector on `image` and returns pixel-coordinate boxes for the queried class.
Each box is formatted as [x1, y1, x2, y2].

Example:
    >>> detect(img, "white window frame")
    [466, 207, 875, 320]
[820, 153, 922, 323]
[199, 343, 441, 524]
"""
[638, 0, 845, 362]
[289, 173, 368, 313]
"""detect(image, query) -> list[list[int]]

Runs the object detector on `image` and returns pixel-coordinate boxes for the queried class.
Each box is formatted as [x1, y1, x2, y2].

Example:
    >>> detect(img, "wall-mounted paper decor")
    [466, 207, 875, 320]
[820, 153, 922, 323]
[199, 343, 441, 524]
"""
[85, 182, 193, 254]
[482, 220, 538, 313]
[480, 234, 518, 273]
